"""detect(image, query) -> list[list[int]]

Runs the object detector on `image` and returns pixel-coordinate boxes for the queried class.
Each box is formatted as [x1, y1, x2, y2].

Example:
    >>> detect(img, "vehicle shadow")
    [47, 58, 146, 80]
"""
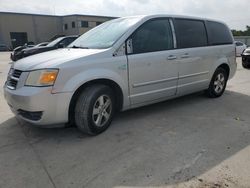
[0, 90, 250, 188]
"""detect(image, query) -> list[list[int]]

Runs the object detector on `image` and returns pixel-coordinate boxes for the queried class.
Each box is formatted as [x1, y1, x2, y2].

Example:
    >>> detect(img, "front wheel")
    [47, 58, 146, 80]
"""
[205, 68, 228, 98]
[74, 84, 115, 135]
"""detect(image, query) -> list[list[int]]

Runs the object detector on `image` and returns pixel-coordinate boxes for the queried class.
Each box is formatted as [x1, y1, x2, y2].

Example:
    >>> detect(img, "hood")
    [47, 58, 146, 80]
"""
[23, 45, 54, 53]
[13, 48, 109, 70]
[243, 48, 250, 55]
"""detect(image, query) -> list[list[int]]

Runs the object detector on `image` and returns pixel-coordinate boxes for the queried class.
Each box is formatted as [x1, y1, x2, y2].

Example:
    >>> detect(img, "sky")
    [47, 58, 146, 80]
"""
[0, 0, 249, 30]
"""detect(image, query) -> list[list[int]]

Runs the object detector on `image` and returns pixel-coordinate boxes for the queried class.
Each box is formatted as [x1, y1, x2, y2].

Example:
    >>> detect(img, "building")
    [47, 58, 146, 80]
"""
[0, 12, 116, 49]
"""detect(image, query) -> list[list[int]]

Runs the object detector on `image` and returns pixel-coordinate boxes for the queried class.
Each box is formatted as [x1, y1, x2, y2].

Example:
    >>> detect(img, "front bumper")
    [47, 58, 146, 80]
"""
[242, 56, 250, 65]
[4, 84, 73, 127]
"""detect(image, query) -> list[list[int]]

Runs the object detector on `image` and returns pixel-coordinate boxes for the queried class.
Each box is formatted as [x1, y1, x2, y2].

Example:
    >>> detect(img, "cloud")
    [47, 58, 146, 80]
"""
[0, 0, 249, 29]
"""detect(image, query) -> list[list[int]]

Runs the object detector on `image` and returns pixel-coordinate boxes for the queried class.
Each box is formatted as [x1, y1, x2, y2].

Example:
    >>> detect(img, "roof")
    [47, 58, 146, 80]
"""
[121, 14, 227, 26]
[0, 11, 117, 19]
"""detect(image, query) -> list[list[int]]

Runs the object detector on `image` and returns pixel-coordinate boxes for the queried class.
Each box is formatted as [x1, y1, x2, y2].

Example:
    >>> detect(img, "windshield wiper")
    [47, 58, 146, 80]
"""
[70, 45, 89, 49]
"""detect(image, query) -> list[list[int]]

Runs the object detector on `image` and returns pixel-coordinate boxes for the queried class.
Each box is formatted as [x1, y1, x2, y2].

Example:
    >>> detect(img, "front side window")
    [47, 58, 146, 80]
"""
[130, 19, 173, 54]
[207, 21, 233, 45]
[174, 19, 208, 48]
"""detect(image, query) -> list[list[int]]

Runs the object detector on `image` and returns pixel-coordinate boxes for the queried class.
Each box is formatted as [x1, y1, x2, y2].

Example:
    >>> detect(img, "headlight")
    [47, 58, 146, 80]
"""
[25, 69, 59, 87]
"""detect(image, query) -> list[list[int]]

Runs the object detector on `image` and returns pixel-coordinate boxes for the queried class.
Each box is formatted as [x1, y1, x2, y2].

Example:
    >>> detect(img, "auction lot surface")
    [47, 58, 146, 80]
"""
[1, 52, 250, 188]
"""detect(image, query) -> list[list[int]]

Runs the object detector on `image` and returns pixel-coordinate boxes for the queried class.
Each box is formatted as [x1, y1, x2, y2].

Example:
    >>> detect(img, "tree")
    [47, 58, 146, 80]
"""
[232, 25, 250, 36]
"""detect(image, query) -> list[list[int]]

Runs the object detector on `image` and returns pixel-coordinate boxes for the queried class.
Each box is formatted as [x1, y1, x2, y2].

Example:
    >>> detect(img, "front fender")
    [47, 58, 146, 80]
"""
[65, 69, 127, 92]
[53, 68, 130, 110]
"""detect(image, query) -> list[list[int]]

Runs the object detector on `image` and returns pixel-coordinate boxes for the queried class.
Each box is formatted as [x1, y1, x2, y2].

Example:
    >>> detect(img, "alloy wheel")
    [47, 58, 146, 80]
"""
[92, 95, 112, 127]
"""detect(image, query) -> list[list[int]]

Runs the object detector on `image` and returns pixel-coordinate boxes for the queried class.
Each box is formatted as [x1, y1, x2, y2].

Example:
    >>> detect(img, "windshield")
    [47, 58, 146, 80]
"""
[69, 17, 141, 49]
[47, 37, 64, 47]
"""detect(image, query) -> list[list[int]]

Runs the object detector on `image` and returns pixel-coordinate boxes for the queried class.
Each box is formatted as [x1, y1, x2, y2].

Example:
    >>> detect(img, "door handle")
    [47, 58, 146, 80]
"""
[167, 55, 177, 60]
[181, 53, 190, 59]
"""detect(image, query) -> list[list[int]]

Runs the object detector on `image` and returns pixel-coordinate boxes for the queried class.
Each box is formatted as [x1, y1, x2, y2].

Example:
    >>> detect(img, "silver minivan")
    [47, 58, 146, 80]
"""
[4, 15, 237, 135]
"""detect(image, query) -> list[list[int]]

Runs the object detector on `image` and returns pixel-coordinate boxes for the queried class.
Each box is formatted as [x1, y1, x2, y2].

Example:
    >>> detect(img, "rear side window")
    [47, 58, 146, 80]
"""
[174, 19, 208, 48]
[130, 19, 173, 54]
[207, 21, 233, 45]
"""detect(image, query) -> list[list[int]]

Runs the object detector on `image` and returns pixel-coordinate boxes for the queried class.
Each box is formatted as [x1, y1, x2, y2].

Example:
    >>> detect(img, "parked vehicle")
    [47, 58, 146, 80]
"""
[242, 48, 250, 68]
[4, 15, 236, 135]
[25, 41, 35, 47]
[35, 42, 49, 47]
[0, 44, 9, 51]
[235, 41, 247, 57]
[11, 36, 77, 61]
[10, 42, 37, 61]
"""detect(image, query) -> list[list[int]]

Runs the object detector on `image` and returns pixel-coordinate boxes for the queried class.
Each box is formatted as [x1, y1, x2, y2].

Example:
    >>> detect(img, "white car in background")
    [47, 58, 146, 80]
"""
[235, 41, 247, 56]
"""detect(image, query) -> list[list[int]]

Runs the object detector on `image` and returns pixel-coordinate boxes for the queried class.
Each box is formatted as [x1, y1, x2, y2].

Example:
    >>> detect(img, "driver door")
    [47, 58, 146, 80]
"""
[127, 18, 179, 105]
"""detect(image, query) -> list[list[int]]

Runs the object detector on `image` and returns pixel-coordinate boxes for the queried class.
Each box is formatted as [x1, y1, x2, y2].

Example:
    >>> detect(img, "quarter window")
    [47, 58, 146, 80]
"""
[174, 19, 208, 48]
[130, 19, 174, 54]
[207, 21, 233, 45]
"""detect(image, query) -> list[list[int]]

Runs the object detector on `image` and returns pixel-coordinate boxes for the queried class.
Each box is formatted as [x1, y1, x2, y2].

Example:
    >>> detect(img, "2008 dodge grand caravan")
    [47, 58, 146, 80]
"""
[4, 15, 236, 135]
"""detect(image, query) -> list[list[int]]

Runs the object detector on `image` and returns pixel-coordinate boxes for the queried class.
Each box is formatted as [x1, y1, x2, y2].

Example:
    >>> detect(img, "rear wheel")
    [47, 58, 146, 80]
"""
[74, 84, 115, 135]
[205, 68, 228, 98]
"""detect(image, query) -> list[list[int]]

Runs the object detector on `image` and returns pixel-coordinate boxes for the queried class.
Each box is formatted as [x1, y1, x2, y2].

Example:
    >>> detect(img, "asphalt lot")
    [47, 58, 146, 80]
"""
[0, 52, 250, 188]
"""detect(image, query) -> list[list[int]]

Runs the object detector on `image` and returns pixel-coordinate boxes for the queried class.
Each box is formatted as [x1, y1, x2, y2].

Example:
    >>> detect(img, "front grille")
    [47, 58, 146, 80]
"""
[18, 109, 43, 121]
[12, 69, 22, 78]
[6, 69, 22, 90]
[242, 56, 250, 63]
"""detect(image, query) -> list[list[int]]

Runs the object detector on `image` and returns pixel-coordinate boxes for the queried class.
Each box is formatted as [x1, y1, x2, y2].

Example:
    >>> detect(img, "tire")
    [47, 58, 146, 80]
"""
[74, 84, 115, 135]
[205, 68, 228, 98]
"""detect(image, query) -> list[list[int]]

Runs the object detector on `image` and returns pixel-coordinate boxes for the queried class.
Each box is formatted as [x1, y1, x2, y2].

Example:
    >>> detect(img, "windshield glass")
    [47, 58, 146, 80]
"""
[69, 17, 141, 49]
[47, 37, 64, 47]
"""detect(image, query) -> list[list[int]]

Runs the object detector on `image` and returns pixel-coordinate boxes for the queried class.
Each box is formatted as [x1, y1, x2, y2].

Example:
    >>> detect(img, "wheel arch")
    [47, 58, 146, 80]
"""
[211, 57, 231, 80]
[217, 63, 230, 77]
[68, 78, 124, 125]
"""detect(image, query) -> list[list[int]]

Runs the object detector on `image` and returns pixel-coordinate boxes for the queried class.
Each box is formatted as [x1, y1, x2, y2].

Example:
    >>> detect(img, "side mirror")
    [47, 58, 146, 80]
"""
[126, 39, 133, 54]
[58, 43, 65, 48]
